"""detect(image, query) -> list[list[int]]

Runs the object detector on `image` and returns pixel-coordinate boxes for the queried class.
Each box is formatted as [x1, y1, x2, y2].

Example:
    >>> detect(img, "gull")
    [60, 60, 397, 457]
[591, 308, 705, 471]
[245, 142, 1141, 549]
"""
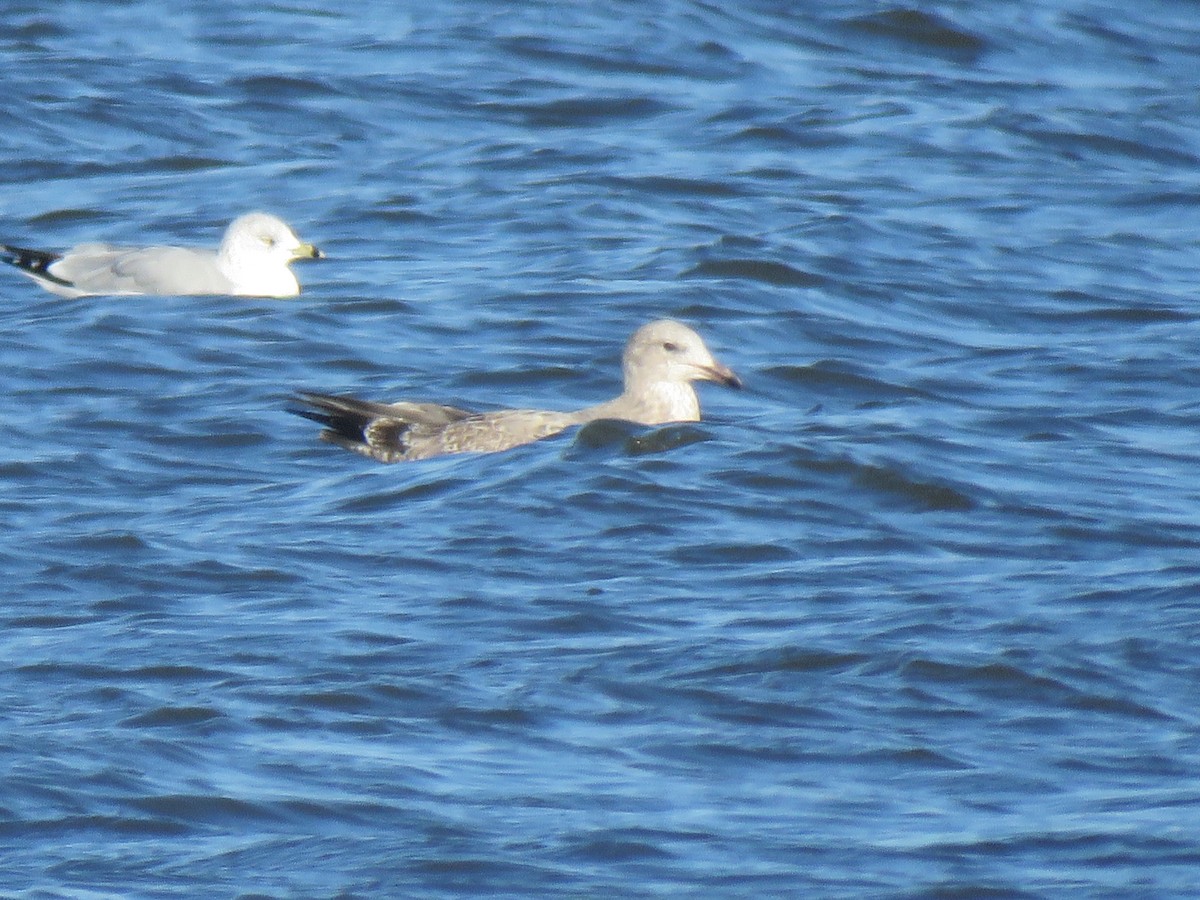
[293, 319, 742, 462]
[0, 212, 323, 298]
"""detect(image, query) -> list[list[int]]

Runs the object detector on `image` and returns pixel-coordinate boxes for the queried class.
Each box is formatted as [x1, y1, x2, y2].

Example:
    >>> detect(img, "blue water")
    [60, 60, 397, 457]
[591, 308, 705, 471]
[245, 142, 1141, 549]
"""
[2, 1, 1199, 896]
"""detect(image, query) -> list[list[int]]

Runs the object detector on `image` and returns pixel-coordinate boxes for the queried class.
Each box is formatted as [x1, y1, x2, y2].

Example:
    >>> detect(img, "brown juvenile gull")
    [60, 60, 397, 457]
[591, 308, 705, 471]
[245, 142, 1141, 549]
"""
[0, 212, 323, 298]
[293, 319, 742, 462]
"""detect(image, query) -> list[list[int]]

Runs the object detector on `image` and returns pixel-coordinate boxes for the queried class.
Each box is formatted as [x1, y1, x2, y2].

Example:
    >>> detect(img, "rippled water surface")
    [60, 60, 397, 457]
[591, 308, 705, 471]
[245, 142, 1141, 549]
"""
[2, 1, 1200, 896]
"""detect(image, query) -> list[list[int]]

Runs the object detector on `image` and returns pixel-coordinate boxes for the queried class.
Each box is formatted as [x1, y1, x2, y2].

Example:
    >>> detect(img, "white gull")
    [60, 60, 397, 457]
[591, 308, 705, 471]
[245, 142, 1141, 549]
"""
[0, 212, 322, 298]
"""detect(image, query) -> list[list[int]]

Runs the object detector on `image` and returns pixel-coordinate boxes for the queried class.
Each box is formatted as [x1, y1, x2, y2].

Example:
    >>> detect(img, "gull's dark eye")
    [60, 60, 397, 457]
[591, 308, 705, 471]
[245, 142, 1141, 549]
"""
[662, 341, 680, 353]
[261, 235, 277, 247]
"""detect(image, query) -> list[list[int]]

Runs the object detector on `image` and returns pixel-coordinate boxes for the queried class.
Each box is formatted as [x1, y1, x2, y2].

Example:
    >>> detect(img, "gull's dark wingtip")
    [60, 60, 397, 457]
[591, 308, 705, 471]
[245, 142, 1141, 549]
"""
[0, 243, 74, 287]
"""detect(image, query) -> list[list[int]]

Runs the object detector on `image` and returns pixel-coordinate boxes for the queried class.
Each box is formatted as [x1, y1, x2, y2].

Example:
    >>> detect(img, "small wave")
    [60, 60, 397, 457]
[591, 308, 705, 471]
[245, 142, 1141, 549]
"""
[683, 258, 825, 288]
[122, 706, 226, 728]
[846, 9, 989, 62]
[570, 420, 712, 457]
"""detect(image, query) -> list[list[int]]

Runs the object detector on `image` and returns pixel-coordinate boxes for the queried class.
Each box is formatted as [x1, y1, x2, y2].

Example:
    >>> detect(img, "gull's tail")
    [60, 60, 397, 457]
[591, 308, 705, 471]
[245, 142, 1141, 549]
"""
[289, 392, 382, 453]
[290, 391, 475, 461]
[0, 243, 73, 288]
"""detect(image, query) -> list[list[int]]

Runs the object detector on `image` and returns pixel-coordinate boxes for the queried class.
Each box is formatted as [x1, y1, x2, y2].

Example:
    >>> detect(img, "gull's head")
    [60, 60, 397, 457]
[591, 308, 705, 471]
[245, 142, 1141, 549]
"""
[218, 212, 323, 297]
[221, 212, 323, 266]
[623, 319, 742, 390]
